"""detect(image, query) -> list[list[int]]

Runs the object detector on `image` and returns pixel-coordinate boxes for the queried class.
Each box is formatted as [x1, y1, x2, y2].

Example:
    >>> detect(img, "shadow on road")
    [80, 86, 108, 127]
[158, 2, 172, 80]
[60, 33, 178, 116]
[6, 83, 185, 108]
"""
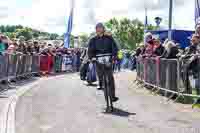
[104, 108, 136, 118]
[0, 95, 8, 98]
[86, 84, 98, 87]
[0, 77, 38, 97]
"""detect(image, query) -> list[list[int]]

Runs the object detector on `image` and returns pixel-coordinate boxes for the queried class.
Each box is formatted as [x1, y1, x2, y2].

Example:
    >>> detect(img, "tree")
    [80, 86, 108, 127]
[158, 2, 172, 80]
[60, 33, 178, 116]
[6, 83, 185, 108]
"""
[147, 24, 156, 31]
[4, 32, 16, 39]
[49, 33, 59, 40]
[32, 32, 40, 39]
[15, 25, 23, 29]
[70, 35, 75, 48]
[16, 28, 33, 41]
[0, 26, 5, 32]
[5, 25, 15, 32]
[105, 18, 156, 50]
[0, 25, 62, 41]
[79, 34, 89, 47]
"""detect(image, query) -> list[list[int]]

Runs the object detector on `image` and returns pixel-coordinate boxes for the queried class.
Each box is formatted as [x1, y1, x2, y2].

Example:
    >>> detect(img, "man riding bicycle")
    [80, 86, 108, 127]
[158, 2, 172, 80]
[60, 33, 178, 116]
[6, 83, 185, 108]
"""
[88, 23, 119, 102]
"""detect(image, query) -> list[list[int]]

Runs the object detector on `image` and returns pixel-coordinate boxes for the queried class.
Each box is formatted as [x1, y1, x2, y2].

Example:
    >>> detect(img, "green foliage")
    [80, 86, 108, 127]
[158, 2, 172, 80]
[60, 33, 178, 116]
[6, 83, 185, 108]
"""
[70, 35, 75, 48]
[4, 32, 16, 39]
[32, 32, 40, 38]
[16, 28, 33, 41]
[0, 25, 60, 41]
[79, 34, 89, 47]
[105, 18, 156, 50]
[49, 33, 59, 40]
[60, 34, 75, 48]
[147, 24, 156, 31]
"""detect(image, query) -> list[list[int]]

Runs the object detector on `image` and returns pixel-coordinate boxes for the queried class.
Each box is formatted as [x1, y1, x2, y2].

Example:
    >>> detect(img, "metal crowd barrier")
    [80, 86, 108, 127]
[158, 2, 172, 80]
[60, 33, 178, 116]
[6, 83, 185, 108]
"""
[61, 54, 73, 72]
[39, 54, 78, 74]
[0, 54, 8, 81]
[0, 54, 40, 83]
[54, 55, 62, 73]
[0, 53, 79, 83]
[40, 55, 53, 74]
[32, 54, 40, 74]
[136, 57, 200, 98]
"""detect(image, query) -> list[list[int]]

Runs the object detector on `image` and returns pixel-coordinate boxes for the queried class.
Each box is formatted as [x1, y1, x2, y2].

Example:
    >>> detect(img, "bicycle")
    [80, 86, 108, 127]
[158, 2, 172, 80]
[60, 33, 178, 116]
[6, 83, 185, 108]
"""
[96, 55, 114, 113]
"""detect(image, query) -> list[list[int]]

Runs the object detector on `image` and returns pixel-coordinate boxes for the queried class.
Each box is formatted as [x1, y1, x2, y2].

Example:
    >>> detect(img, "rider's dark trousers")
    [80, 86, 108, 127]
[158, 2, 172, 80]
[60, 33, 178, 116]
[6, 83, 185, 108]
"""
[96, 63, 116, 98]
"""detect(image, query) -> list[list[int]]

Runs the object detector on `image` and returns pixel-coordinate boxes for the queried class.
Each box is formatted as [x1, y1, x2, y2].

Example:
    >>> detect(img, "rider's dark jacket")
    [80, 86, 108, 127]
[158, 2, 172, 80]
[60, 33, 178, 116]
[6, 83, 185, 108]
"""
[88, 35, 118, 59]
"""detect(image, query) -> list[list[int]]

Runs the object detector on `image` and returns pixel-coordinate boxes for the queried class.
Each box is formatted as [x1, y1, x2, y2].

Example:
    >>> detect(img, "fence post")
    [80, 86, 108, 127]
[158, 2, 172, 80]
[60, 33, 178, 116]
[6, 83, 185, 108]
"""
[144, 58, 147, 82]
[177, 59, 181, 92]
[156, 57, 160, 86]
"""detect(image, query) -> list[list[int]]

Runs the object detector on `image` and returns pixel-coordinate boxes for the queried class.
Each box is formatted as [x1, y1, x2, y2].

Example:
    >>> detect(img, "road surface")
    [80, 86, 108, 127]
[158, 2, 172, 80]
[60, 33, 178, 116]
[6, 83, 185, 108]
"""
[16, 71, 200, 133]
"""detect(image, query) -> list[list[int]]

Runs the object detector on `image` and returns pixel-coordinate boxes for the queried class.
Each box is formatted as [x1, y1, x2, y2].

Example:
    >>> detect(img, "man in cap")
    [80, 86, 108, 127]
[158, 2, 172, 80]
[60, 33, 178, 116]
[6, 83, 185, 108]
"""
[88, 22, 119, 102]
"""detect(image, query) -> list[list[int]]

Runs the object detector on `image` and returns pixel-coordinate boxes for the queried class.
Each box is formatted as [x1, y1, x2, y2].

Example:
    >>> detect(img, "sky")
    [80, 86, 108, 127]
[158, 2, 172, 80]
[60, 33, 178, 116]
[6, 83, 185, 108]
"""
[0, 0, 196, 35]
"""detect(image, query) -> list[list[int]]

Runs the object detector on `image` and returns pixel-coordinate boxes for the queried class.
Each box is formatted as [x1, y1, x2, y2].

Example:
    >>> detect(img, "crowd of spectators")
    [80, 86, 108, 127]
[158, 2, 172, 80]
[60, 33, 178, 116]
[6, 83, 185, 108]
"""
[6, 35, 83, 55]
[135, 31, 200, 60]
[0, 34, 84, 57]
[135, 27, 200, 95]
[0, 34, 85, 74]
[0, 35, 40, 55]
[134, 30, 200, 93]
[136, 34, 177, 59]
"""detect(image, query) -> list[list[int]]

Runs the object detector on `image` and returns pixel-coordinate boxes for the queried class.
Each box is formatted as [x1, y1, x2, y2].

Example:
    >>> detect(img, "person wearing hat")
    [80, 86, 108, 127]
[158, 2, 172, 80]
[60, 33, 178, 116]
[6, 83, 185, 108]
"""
[88, 22, 119, 102]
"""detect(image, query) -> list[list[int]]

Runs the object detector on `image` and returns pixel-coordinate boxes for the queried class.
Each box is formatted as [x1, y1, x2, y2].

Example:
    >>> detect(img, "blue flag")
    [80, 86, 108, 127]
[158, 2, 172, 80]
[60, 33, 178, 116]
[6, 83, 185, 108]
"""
[195, 0, 200, 25]
[64, 2, 74, 48]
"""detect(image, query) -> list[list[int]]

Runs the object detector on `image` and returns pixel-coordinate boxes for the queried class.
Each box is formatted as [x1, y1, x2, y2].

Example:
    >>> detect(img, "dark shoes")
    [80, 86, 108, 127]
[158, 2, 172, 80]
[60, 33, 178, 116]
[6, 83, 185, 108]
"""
[97, 86, 103, 90]
[112, 97, 119, 102]
[97, 86, 119, 102]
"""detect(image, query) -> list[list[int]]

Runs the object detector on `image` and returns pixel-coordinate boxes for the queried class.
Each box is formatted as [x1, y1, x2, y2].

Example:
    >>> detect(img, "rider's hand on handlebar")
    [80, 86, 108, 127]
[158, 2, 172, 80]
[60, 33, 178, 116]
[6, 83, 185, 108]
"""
[89, 58, 96, 63]
[91, 58, 96, 63]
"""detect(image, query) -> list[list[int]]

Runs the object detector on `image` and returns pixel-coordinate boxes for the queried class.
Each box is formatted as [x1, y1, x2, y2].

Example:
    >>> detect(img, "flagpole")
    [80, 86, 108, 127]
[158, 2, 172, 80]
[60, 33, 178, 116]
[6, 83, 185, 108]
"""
[144, 7, 148, 33]
[143, 6, 148, 45]
[168, 0, 173, 40]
